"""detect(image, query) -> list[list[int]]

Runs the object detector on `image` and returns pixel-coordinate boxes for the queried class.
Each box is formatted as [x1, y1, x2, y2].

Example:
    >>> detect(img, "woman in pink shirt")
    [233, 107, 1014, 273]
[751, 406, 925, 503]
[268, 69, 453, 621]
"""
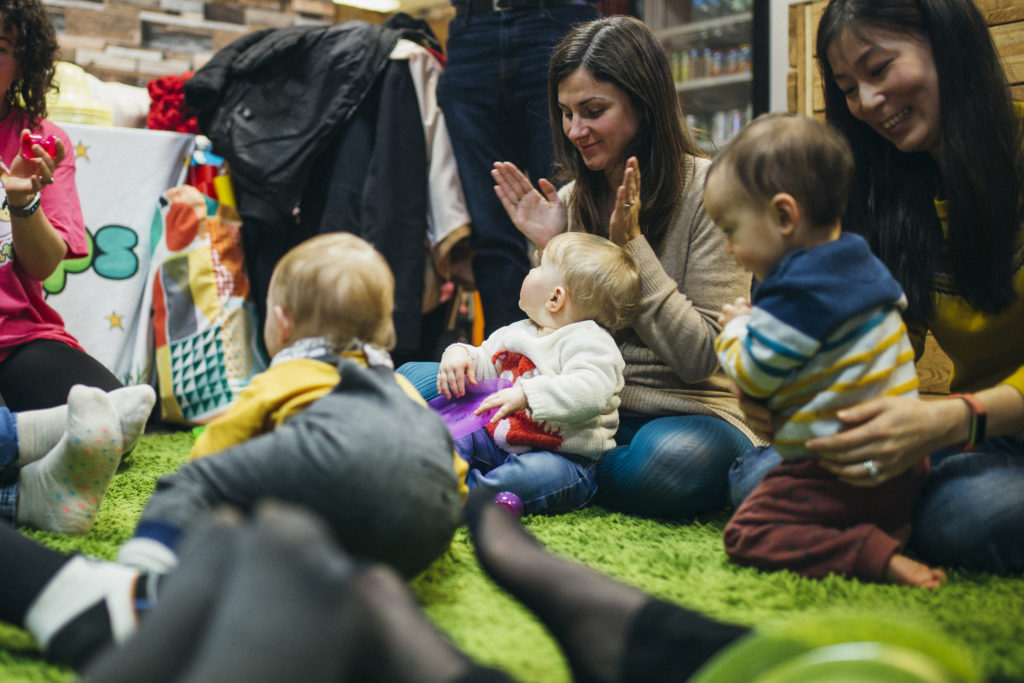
[0, 0, 122, 412]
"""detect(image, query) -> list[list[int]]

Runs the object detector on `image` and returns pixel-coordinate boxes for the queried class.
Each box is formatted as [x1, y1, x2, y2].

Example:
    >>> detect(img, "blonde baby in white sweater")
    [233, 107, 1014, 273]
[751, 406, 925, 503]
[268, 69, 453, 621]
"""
[437, 232, 640, 514]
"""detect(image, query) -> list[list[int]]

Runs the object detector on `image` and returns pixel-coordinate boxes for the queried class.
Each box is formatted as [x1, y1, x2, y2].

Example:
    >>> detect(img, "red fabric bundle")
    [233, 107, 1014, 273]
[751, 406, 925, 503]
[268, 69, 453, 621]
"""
[147, 71, 200, 133]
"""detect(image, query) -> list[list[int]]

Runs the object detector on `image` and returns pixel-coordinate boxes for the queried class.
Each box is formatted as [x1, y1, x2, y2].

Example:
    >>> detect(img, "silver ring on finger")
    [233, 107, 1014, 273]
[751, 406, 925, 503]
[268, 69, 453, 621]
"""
[863, 459, 881, 479]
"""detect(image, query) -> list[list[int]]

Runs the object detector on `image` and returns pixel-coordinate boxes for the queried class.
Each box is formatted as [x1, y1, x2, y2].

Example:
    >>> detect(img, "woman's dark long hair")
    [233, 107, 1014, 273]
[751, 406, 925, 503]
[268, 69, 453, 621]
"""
[547, 16, 701, 248]
[817, 0, 1021, 322]
[1, 0, 58, 128]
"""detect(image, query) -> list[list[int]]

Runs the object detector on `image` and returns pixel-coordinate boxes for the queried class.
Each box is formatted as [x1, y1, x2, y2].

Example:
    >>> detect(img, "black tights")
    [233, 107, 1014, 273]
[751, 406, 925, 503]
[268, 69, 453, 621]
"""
[2, 499, 748, 683]
[0, 340, 122, 411]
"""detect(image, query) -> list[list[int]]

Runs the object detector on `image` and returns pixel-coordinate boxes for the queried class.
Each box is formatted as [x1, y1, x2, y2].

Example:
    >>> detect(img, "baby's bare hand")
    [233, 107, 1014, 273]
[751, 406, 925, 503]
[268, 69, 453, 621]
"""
[718, 297, 752, 326]
[475, 385, 527, 422]
[437, 347, 476, 399]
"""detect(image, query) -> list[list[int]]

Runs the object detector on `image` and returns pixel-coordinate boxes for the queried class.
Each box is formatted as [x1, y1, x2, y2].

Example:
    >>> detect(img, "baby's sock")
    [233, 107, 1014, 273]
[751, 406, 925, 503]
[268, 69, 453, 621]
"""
[24, 555, 141, 671]
[116, 533, 181, 573]
[17, 386, 124, 535]
[108, 385, 156, 455]
[15, 404, 67, 465]
[15, 384, 153, 465]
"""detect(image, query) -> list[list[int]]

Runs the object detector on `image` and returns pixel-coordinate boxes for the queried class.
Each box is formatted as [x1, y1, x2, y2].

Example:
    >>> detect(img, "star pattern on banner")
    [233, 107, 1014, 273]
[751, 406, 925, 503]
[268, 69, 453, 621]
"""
[106, 311, 123, 330]
[74, 141, 89, 161]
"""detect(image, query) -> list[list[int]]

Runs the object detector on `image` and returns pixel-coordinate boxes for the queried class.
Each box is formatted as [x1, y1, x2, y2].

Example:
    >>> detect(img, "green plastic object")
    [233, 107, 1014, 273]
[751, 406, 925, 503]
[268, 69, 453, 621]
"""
[691, 613, 982, 683]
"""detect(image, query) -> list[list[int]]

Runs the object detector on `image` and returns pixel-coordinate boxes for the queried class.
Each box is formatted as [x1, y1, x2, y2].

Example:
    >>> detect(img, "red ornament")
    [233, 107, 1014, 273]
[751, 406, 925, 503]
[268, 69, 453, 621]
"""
[21, 132, 58, 160]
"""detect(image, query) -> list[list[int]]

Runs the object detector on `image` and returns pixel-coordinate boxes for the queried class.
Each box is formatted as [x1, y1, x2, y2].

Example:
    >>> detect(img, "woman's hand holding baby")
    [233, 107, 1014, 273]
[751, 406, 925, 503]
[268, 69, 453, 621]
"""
[810, 396, 954, 486]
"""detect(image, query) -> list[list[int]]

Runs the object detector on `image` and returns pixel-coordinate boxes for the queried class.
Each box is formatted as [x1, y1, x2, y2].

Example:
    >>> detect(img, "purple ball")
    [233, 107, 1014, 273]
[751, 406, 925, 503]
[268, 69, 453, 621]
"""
[493, 491, 524, 517]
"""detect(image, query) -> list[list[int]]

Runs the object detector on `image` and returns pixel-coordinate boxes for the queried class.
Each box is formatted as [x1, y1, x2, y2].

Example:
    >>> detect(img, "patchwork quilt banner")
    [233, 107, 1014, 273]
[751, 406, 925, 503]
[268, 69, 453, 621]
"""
[148, 187, 266, 424]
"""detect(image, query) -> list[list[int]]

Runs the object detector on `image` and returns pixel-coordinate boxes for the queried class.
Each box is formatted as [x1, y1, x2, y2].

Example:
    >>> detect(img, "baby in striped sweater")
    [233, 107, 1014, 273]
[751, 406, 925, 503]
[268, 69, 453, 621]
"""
[706, 113, 945, 589]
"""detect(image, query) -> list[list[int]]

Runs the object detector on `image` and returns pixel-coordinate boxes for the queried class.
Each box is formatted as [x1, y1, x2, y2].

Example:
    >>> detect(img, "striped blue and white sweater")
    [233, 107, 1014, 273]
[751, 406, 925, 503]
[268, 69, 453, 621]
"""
[715, 232, 919, 459]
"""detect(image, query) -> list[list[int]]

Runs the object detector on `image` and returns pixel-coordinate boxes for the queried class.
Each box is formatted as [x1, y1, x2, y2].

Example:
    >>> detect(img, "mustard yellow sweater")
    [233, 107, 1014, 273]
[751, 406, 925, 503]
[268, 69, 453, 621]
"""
[913, 104, 1024, 397]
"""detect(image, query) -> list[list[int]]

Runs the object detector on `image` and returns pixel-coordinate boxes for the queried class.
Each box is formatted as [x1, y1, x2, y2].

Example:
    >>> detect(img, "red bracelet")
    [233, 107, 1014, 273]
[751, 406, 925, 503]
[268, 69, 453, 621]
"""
[948, 393, 986, 451]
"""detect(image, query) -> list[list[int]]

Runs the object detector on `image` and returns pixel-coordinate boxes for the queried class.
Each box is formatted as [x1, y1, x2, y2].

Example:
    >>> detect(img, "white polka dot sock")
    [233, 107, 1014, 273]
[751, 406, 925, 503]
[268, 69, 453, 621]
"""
[15, 384, 155, 466]
[14, 404, 68, 465]
[108, 384, 156, 455]
[16, 386, 124, 535]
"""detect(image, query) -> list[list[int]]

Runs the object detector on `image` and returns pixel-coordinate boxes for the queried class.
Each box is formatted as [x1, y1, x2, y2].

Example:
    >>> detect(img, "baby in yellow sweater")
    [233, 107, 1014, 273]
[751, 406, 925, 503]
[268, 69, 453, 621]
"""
[191, 232, 394, 458]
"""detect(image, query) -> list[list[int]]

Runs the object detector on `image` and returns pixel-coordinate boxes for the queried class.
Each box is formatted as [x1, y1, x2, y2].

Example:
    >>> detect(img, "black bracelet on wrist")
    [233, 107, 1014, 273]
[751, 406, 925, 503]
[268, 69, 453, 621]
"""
[8, 193, 41, 218]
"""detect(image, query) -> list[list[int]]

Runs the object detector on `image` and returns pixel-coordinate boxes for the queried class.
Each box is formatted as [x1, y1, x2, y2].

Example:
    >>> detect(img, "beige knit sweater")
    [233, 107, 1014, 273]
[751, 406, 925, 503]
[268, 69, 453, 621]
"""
[560, 155, 763, 446]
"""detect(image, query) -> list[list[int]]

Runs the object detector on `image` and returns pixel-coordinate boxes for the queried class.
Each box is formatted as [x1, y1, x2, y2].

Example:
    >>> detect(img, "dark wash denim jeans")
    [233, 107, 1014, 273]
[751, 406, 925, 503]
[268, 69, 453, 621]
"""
[438, 3, 600, 334]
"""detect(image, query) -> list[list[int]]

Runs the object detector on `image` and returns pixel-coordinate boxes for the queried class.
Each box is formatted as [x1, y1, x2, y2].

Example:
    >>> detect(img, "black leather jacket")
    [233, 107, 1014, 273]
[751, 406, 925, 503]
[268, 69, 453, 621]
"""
[184, 21, 401, 222]
[184, 21, 437, 359]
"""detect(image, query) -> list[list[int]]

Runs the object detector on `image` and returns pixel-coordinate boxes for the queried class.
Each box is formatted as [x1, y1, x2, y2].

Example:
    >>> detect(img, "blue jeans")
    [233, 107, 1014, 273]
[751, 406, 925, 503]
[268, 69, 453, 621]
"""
[438, 4, 600, 334]
[0, 407, 18, 520]
[596, 415, 754, 519]
[398, 362, 754, 518]
[726, 445, 781, 511]
[397, 361, 443, 402]
[727, 437, 1024, 575]
[455, 428, 598, 515]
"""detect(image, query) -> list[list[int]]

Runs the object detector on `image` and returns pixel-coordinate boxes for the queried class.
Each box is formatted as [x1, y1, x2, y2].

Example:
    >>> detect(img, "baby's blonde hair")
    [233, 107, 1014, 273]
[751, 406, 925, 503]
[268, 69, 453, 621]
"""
[544, 232, 640, 332]
[267, 232, 396, 349]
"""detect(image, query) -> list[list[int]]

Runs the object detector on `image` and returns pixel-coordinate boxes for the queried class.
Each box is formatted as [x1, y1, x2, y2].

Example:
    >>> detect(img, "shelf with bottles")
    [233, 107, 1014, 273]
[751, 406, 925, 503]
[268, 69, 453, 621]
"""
[657, 9, 752, 89]
[667, 44, 752, 88]
[685, 103, 752, 155]
[678, 73, 749, 111]
[674, 70, 750, 93]
[653, 9, 752, 43]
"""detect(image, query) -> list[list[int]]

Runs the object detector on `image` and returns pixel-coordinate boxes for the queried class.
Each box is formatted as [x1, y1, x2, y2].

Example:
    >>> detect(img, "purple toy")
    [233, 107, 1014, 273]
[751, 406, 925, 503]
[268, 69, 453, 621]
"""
[427, 377, 513, 439]
[494, 491, 524, 517]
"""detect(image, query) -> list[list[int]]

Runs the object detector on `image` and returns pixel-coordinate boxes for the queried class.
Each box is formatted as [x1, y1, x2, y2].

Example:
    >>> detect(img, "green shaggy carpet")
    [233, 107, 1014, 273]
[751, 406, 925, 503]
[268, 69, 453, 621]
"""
[1, 430, 1022, 682]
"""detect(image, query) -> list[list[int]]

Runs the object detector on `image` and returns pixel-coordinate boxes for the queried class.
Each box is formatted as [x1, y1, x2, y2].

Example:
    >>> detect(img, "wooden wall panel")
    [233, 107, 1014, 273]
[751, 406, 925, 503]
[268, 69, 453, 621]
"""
[44, 0, 453, 86]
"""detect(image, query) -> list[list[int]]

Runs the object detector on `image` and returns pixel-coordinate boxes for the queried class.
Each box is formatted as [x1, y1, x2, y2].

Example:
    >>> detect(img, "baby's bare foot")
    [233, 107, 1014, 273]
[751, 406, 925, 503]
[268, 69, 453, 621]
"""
[886, 553, 947, 589]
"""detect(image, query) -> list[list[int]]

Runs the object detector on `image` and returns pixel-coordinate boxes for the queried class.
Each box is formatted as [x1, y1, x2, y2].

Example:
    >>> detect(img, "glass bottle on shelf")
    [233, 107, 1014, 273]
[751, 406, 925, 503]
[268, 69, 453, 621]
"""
[647, 0, 754, 156]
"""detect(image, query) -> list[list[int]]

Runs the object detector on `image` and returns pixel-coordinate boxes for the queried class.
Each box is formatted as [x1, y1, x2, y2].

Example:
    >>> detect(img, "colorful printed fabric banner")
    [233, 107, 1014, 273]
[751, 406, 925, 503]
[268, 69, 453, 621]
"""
[45, 124, 195, 385]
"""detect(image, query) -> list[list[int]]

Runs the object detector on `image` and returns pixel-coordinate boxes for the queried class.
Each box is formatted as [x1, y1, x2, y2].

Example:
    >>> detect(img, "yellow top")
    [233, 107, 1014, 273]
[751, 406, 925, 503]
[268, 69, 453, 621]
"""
[912, 102, 1024, 396]
[190, 357, 341, 459]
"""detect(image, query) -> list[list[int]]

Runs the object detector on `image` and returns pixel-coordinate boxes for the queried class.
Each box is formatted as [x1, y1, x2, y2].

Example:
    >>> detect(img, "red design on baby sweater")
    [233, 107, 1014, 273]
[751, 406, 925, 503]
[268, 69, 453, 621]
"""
[487, 350, 563, 453]
[492, 350, 537, 378]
